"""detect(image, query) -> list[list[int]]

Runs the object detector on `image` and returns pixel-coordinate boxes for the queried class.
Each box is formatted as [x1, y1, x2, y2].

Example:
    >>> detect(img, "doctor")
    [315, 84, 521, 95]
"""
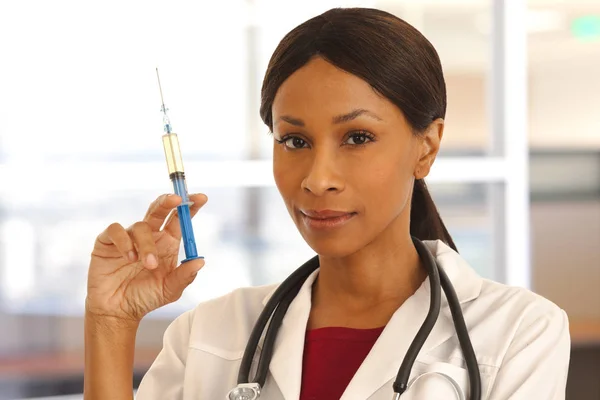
[84, 7, 571, 400]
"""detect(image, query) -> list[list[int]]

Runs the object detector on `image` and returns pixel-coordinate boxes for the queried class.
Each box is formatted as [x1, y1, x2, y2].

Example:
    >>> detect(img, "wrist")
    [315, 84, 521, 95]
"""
[84, 311, 137, 400]
[85, 311, 140, 335]
[84, 297, 141, 332]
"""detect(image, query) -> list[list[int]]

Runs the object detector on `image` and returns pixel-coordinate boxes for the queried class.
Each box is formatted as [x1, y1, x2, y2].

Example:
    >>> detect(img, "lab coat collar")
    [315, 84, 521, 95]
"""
[263, 239, 482, 400]
[420, 240, 482, 308]
[266, 267, 319, 400]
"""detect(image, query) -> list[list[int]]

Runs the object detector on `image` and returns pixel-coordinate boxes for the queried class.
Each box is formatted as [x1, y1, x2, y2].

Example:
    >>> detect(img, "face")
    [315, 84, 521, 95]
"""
[271, 57, 441, 258]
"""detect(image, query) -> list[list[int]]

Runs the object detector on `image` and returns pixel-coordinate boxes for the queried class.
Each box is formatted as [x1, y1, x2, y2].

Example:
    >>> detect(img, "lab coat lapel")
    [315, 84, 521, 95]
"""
[266, 269, 319, 400]
[340, 280, 435, 399]
[341, 240, 482, 400]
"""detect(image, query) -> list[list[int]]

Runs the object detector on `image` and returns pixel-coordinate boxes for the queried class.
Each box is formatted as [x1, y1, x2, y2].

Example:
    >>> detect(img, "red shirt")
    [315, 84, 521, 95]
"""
[299, 326, 385, 400]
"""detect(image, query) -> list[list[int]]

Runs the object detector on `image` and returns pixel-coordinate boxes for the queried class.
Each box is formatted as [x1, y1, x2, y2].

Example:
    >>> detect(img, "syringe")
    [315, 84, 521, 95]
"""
[156, 68, 202, 262]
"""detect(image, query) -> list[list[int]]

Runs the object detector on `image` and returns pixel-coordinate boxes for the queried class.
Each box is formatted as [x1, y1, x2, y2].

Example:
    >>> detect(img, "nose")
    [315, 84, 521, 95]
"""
[301, 148, 345, 196]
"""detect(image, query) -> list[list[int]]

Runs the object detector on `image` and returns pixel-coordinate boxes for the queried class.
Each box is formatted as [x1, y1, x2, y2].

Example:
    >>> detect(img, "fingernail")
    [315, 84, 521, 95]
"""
[128, 251, 137, 263]
[146, 254, 158, 268]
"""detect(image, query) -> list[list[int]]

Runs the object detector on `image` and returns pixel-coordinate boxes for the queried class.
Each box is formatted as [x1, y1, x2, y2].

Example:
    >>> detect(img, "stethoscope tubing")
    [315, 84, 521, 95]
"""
[235, 237, 482, 399]
[393, 238, 442, 393]
[237, 256, 319, 385]
[439, 264, 481, 399]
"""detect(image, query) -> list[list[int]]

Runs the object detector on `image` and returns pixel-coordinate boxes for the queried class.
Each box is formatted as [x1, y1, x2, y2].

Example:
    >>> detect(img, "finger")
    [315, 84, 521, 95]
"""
[96, 223, 137, 263]
[143, 194, 183, 232]
[163, 193, 208, 239]
[163, 258, 205, 303]
[128, 221, 159, 270]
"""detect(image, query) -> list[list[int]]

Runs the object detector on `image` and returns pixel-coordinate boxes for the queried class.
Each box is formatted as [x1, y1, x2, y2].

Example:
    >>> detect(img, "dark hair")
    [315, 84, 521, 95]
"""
[259, 7, 457, 252]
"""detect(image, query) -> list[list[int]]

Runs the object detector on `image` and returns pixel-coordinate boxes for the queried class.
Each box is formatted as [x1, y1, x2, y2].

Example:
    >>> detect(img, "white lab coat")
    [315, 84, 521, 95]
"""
[135, 240, 571, 399]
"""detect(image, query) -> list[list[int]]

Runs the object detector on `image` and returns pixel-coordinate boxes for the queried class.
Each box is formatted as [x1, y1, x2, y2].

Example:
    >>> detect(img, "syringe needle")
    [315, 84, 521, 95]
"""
[156, 67, 166, 111]
[156, 68, 172, 133]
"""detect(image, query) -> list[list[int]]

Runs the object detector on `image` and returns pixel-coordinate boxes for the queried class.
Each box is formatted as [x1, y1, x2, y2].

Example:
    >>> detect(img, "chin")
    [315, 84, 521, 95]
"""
[301, 232, 366, 259]
[291, 209, 374, 258]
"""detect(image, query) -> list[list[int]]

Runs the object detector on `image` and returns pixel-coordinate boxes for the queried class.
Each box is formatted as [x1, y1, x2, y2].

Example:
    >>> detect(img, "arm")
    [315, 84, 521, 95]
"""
[487, 308, 571, 400]
[84, 313, 138, 400]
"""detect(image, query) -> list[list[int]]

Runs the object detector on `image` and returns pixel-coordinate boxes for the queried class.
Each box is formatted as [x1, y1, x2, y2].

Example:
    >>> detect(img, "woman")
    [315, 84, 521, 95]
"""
[84, 7, 570, 400]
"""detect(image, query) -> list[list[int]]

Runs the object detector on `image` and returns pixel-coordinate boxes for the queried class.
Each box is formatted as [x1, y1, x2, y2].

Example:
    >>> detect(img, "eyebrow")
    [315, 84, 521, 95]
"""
[276, 108, 383, 127]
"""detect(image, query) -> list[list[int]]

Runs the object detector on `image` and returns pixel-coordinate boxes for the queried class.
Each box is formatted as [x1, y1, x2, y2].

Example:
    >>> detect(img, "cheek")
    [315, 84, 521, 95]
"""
[273, 149, 298, 202]
[273, 152, 286, 195]
[361, 149, 414, 209]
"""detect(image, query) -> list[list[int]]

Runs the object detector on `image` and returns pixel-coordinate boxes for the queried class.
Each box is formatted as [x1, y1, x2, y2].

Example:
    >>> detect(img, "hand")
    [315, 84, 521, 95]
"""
[85, 193, 208, 322]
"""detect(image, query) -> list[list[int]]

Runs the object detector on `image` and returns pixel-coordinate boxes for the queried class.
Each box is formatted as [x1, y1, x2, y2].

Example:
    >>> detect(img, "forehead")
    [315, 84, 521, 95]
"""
[272, 57, 396, 121]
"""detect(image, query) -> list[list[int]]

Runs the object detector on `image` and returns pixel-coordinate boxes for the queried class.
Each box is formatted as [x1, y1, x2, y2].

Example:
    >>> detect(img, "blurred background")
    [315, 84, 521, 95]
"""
[0, 0, 598, 399]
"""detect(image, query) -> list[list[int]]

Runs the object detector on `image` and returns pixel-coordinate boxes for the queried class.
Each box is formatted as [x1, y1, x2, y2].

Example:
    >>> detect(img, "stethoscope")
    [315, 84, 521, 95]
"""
[227, 237, 481, 400]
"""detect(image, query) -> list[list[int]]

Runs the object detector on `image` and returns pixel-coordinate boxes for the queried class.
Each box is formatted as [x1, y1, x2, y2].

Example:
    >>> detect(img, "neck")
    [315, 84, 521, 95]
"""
[308, 219, 427, 330]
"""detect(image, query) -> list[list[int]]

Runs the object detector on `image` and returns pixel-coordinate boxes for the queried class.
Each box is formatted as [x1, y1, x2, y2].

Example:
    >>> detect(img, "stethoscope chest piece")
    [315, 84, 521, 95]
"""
[405, 371, 466, 400]
[227, 383, 261, 400]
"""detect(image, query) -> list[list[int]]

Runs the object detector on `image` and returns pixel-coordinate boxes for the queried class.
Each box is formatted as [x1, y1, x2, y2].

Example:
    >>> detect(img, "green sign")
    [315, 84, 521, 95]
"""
[571, 15, 600, 40]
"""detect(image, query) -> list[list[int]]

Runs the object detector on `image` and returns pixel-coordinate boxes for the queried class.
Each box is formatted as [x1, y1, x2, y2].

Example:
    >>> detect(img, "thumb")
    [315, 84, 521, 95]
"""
[163, 258, 205, 303]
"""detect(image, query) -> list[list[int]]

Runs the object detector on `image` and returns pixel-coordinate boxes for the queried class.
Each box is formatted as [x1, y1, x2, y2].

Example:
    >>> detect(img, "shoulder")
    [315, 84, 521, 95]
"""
[469, 278, 569, 367]
[429, 239, 568, 343]
[478, 278, 567, 333]
[135, 284, 278, 399]
[189, 283, 277, 320]
[472, 283, 571, 398]
[429, 239, 568, 345]
[428, 239, 569, 366]
[184, 283, 278, 354]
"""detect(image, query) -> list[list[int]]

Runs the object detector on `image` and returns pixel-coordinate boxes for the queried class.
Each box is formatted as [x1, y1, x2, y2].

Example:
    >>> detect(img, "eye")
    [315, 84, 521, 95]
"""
[277, 135, 309, 149]
[344, 131, 374, 146]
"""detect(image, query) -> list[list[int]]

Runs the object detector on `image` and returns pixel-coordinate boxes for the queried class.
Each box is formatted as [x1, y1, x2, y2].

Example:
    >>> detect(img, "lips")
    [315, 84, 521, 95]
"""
[301, 209, 354, 219]
[299, 209, 357, 231]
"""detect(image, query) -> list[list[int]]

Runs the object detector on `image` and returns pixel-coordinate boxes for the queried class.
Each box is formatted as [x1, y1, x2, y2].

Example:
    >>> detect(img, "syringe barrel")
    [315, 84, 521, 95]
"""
[163, 134, 201, 262]
[171, 172, 199, 261]
[162, 133, 185, 174]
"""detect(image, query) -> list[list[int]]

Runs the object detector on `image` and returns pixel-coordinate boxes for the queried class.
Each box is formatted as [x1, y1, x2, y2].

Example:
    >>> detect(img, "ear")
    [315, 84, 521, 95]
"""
[414, 118, 444, 180]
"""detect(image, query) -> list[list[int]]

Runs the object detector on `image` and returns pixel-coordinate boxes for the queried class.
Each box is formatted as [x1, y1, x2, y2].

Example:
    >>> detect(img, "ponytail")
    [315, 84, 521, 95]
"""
[410, 179, 458, 252]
